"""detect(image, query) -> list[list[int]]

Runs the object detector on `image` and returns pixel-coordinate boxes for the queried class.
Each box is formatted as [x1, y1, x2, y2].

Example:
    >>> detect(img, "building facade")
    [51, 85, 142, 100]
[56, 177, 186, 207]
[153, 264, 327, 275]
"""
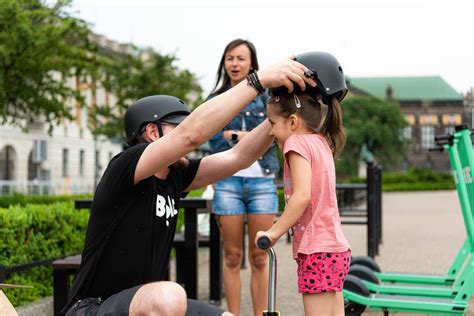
[347, 76, 471, 172]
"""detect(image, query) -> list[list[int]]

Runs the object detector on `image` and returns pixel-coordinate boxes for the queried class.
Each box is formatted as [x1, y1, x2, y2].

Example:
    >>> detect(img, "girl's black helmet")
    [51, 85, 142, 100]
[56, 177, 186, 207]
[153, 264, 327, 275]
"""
[124, 95, 190, 146]
[271, 51, 348, 104]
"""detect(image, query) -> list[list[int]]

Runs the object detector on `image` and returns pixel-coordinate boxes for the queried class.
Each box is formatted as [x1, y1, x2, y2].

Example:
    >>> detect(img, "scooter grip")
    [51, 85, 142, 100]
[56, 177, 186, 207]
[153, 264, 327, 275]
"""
[434, 134, 453, 142]
[257, 236, 271, 250]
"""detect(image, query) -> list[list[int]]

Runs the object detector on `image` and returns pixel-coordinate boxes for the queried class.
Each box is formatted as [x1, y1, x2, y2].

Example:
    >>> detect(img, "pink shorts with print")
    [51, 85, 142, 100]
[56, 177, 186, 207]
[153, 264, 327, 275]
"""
[296, 250, 351, 294]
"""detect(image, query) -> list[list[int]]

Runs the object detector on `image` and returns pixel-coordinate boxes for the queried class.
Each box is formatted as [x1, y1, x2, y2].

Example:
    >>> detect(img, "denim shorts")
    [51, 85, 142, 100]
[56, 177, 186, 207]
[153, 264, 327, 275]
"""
[213, 176, 278, 215]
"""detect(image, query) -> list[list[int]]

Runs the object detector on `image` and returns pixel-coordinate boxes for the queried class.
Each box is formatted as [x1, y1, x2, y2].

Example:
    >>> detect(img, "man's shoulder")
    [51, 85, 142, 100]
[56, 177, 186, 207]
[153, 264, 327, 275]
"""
[110, 143, 147, 165]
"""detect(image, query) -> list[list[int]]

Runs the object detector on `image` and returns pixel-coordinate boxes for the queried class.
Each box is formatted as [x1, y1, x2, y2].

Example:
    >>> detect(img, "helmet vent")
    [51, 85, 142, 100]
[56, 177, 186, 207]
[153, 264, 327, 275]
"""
[338, 66, 343, 73]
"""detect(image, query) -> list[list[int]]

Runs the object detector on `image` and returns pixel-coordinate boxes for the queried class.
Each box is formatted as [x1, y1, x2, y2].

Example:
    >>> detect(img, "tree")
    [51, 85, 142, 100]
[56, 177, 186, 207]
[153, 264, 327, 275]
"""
[0, 0, 94, 131]
[337, 95, 408, 177]
[91, 48, 202, 142]
[0, 0, 202, 140]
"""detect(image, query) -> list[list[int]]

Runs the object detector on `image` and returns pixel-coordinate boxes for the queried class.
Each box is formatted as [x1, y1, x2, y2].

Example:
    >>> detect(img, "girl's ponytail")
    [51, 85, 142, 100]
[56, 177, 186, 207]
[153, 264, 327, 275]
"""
[321, 97, 346, 158]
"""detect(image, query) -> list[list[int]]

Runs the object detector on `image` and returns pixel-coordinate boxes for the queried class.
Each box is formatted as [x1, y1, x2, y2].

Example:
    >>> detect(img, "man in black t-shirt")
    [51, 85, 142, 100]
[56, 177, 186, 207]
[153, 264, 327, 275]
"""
[64, 57, 316, 316]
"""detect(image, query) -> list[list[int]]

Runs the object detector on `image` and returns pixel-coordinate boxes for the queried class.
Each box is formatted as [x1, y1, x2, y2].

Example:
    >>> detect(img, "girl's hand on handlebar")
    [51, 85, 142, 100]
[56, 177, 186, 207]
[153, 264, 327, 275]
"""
[255, 231, 276, 249]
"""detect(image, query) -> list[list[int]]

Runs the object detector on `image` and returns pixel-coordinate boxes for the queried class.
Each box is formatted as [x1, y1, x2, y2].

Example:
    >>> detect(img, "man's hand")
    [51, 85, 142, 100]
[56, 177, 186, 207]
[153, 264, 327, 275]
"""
[257, 57, 317, 93]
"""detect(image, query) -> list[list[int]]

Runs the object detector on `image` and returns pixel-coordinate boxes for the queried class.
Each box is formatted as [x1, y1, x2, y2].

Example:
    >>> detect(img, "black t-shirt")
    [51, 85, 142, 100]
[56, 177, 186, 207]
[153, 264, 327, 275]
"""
[65, 143, 201, 311]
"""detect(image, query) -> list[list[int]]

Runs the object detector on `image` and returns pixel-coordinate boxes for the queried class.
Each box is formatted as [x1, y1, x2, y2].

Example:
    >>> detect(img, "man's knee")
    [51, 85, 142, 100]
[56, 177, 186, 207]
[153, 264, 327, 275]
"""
[130, 281, 187, 315]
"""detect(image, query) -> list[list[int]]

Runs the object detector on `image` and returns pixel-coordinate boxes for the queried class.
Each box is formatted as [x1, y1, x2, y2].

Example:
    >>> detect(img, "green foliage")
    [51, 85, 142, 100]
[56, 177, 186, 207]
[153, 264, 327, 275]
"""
[0, 0, 94, 131]
[0, 193, 92, 208]
[0, 202, 89, 306]
[382, 168, 455, 191]
[92, 49, 202, 142]
[0, 0, 202, 140]
[337, 96, 408, 177]
[349, 168, 455, 191]
[383, 182, 455, 191]
[277, 188, 285, 213]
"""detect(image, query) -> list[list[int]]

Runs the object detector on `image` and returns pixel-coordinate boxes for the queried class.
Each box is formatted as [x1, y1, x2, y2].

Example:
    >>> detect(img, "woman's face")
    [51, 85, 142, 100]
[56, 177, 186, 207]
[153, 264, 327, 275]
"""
[224, 44, 252, 86]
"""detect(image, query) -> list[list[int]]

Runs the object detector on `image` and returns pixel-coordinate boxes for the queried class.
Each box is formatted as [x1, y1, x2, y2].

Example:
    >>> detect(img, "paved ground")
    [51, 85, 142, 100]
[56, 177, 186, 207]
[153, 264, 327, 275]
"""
[196, 190, 474, 315]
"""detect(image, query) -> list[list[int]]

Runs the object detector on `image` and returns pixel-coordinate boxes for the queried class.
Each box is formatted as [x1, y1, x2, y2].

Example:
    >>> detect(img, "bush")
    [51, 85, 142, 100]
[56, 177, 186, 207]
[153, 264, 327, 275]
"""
[349, 168, 455, 192]
[0, 193, 92, 209]
[0, 202, 89, 306]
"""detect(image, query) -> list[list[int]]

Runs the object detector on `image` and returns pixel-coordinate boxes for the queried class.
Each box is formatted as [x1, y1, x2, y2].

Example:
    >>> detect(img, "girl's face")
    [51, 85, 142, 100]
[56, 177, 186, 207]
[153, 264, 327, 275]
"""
[267, 105, 293, 149]
[224, 44, 252, 86]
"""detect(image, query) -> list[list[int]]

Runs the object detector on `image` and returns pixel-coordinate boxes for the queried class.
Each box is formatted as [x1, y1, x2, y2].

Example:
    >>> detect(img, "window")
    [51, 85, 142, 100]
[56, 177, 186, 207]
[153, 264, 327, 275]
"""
[62, 148, 69, 177]
[79, 150, 85, 177]
[445, 125, 455, 136]
[95, 150, 101, 180]
[402, 126, 412, 140]
[421, 126, 435, 149]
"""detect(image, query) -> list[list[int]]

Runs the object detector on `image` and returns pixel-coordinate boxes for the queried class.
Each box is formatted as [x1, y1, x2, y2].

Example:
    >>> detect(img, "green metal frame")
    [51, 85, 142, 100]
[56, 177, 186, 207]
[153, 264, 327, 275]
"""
[376, 128, 473, 286]
[362, 128, 474, 298]
[343, 126, 473, 313]
[343, 286, 469, 315]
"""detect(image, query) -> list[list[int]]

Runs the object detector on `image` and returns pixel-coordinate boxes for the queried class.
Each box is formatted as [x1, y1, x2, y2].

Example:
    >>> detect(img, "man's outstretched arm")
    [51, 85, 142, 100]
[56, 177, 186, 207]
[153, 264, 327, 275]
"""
[134, 58, 315, 184]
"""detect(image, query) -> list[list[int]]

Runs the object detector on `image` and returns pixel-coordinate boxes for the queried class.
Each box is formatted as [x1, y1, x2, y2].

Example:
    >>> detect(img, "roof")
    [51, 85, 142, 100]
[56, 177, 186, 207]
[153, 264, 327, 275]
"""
[347, 76, 463, 101]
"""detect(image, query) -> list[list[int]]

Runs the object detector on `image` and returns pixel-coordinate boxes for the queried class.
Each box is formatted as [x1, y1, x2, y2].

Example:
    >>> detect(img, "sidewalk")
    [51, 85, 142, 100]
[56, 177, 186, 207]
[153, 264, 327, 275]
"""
[197, 190, 474, 315]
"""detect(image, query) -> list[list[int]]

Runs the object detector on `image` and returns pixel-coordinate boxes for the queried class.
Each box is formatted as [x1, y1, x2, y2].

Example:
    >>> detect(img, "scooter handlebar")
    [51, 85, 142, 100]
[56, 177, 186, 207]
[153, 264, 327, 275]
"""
[434, 134, 453, 142]
[257, 236, 272, 250]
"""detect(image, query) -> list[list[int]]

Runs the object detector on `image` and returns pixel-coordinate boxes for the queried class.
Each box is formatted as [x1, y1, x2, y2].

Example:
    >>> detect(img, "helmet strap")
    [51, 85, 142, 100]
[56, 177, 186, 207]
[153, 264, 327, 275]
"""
[155, 122, 164, 138]
[136, 122, 164, 144]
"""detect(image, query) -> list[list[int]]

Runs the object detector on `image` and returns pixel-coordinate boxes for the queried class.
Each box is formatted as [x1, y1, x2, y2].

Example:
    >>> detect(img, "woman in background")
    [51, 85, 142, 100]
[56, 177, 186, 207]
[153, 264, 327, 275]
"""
[208, 39, 279, 316]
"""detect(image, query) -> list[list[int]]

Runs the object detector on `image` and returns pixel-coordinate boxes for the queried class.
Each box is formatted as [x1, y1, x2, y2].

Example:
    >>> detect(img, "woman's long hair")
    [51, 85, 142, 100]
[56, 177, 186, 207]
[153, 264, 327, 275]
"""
[208, 39, 259, 98]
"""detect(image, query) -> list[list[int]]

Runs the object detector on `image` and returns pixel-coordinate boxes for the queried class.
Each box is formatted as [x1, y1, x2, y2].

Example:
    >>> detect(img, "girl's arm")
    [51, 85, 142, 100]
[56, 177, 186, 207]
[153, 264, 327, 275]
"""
[256, 151, 312, 247]
[185, 120, 273, 190]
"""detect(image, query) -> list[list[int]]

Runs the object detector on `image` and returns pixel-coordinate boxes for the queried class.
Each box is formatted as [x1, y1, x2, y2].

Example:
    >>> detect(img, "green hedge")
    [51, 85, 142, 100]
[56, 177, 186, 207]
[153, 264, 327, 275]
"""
[348, 168, 455, 192]
[382, 168, 454, 191]
[0, 202, 89, 306]
[0, 193, 92, 208]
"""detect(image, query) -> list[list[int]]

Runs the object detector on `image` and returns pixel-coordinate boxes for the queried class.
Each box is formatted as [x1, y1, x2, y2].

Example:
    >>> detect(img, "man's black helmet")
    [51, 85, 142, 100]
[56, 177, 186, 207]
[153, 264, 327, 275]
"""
[271, 51, 348, 104]
[124, 95, 190, 146]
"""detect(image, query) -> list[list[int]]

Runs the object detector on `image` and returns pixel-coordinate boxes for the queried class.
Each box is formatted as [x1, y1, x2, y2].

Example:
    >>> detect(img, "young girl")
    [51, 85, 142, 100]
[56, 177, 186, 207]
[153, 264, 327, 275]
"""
[255, 52, 351, 316]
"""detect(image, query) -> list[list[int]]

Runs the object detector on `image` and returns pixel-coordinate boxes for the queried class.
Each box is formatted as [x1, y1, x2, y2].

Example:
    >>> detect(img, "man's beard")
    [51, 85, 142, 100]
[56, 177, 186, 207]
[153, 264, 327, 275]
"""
[171, 157, 189, 170]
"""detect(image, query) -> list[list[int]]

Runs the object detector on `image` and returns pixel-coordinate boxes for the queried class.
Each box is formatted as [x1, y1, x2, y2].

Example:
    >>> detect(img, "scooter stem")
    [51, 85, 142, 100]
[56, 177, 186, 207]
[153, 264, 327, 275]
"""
[267, 247, 277, 312]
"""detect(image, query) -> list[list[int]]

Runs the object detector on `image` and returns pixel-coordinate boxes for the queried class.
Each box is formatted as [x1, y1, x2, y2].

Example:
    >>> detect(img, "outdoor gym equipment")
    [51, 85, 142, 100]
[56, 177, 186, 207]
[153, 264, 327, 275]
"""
[257, 236, 280, 316]
[343, 125, 473, 315]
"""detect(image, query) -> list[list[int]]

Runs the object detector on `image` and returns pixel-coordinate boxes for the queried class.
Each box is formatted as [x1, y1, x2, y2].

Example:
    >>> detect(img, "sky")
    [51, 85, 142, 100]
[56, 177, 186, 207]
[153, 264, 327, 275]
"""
[66, 0, 473, 96]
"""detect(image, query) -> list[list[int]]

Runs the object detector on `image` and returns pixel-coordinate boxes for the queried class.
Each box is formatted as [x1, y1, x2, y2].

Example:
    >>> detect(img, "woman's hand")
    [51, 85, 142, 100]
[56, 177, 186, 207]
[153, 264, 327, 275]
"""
[257, 57, 316, 93]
